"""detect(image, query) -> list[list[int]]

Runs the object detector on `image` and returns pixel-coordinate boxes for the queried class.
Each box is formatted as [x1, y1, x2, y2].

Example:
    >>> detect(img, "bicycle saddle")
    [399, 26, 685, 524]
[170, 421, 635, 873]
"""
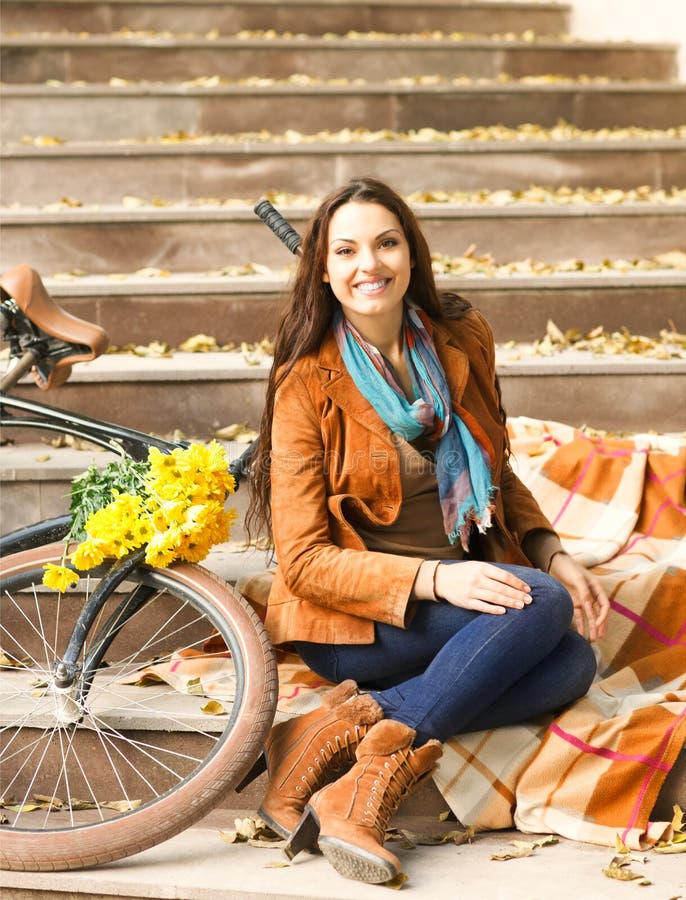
[0, 264, 109, 389]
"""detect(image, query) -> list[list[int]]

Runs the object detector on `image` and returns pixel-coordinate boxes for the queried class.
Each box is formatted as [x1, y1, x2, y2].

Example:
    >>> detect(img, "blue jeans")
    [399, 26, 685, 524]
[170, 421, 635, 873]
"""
[294, 563, 597, 745]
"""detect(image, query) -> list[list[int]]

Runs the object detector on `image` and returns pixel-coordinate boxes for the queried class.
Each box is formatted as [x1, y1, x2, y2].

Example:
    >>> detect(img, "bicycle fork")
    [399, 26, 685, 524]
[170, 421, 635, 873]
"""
[51, 549, 152, 725]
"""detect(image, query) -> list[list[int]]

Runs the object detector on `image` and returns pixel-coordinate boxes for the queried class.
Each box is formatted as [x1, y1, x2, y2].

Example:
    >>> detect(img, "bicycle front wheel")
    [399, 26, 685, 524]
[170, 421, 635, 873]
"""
[0, 542, 277, 871]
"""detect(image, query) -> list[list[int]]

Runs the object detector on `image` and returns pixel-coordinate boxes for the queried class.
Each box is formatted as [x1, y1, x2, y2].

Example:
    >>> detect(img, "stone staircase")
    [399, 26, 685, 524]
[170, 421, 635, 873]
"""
[1, 0, 685, 829]
[1, 0, 685, 531]
[0, 0, 684, 471]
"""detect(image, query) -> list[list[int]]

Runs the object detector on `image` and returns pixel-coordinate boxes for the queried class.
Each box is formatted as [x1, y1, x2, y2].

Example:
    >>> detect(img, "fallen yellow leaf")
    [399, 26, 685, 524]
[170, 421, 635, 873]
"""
[201, 700, 226, 716]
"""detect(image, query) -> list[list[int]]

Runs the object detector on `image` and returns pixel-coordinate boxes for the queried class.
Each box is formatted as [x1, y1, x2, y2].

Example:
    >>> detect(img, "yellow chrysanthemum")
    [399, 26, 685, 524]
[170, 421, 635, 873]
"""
[70, 538, 108, 570]
[176, 536, 212, 563]
[84, 493, 148, 557]
[144, 529, 179, 567]
[43, 563, 79, 591]
[132, 517, 154, 544]
[149, 498, 187, 530]
[47, 440, 236, 584]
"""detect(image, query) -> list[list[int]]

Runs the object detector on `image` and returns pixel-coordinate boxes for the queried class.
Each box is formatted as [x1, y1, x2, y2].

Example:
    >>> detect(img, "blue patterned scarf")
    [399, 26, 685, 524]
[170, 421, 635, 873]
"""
[333, 302, 494, 550]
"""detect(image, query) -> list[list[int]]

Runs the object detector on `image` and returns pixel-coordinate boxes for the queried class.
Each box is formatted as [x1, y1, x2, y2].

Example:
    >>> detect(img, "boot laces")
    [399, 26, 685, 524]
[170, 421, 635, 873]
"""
[295, 726, 362, 794]
[360, 750, 419, 837]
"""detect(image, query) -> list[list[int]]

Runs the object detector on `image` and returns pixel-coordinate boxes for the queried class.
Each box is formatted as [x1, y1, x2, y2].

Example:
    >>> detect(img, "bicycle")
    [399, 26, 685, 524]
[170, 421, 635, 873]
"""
[0, 201, 302, 872]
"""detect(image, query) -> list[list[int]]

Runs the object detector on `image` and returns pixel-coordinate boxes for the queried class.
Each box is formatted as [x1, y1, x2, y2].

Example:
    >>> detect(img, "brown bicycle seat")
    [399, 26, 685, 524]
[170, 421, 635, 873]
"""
[0, 263, 109, 390]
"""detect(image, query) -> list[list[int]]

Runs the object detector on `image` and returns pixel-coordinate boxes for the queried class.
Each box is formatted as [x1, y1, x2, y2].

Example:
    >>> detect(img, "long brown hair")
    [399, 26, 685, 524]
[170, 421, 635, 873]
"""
[246, 176, 474, 541]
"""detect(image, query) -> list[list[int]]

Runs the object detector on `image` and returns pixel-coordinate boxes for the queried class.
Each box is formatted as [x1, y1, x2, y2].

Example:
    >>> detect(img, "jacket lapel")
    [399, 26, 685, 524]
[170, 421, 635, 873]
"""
[316, 331, 394, 442]
[432, 321, 470, 405]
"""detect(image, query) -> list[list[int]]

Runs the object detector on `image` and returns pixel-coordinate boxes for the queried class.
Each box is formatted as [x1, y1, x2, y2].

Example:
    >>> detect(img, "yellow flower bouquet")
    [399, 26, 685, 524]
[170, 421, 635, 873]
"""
[43, 441, 238, 590]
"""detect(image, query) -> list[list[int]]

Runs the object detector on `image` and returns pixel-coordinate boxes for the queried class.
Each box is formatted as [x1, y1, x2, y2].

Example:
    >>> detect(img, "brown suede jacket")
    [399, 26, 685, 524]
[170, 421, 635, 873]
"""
[266, 309, 560, 646]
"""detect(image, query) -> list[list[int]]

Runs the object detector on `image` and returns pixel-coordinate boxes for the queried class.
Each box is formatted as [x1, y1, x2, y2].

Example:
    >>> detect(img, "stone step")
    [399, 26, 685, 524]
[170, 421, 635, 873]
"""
[5, 807, 686, 900]
[4, 135, 685, 205]
[40, 271, 686, 347]
[1, 0, 572, 37]
[5, 349, 685, 436]
[3, 35, 677, 83]
[3, 81, 685, 141]
[3, 202, 684, 273]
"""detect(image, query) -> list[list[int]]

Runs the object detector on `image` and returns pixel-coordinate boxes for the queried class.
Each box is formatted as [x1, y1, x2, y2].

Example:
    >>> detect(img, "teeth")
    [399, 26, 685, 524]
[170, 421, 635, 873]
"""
[356, 280, 387, 292]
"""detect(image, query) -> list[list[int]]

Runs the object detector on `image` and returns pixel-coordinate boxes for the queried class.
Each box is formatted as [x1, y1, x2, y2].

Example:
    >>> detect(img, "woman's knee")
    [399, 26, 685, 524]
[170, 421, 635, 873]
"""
[524, 568, 574, 630]
[561, 629, 598, 697]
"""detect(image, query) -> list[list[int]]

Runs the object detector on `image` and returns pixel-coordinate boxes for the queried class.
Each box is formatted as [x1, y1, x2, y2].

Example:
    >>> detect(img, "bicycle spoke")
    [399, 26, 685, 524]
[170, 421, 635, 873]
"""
[1, 723, 54, 797]
[1, 591, 57, 672]
[92, 727, 182, 792]
[11, 722, 61, 828]
[61, 723, 107, 823]
[86, 702, 221, 759]
[30, 584, 53, 676]
[87, 622, 227, 695]
[87, 684, 233, 719]
[50, 725, 75, 830]
[94, 594, 203, 669]
[87, 718, 135, 810]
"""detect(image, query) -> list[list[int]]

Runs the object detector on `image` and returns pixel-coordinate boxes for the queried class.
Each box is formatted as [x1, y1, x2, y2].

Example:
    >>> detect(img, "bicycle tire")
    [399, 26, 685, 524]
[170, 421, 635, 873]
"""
[0, 542, 278, 872]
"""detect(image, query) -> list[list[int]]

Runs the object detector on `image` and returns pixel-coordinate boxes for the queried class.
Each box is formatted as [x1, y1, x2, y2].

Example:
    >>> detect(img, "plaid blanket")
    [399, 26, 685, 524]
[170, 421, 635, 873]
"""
[244, 417, 685, 848]
[433, 417, 686, 848]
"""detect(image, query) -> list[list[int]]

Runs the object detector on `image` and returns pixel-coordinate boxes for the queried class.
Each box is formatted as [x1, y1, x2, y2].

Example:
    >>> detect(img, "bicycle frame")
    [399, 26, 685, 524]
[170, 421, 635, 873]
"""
[0, 391, 253, 699]
[0, 391, 186, 460]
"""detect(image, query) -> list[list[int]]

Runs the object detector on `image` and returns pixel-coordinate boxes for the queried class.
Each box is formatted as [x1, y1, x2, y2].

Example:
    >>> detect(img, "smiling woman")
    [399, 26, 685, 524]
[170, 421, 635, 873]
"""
[323, 202, 412, 343]
[242, 177, 609, 886]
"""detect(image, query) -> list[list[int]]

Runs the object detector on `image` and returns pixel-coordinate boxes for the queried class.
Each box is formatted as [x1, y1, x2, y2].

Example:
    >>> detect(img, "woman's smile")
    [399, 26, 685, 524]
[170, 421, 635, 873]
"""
[354, 277, 391, 295]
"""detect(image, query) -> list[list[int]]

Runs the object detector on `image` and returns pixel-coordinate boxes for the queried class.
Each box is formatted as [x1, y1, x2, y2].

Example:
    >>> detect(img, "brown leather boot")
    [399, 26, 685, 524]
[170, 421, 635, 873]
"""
[284, 718, 442, 883]
[238, 679, 383, 838]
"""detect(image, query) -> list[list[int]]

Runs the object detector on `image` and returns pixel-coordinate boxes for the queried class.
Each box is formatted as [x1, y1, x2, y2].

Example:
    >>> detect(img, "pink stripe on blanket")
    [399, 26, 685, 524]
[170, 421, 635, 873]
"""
[550, 441, 646, 528]
[622, 706, 686, 842]
[648, 466, 686, 486]
[588, 436, 648, 460]
[647, 467, 686, 514]
[550, 449, 596, 527]
[609, 598, 686, 646]
[624, 500, 675, 553]
[549, 722, 671, 771]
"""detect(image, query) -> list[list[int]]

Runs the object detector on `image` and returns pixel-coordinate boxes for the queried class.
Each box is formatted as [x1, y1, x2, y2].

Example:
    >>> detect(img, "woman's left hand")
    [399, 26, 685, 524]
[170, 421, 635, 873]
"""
[548, 552, 610, 642]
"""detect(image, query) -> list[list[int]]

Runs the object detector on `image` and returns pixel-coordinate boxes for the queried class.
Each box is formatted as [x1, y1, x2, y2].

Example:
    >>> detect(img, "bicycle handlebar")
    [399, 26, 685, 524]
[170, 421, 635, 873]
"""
[253, 200, 302, 256]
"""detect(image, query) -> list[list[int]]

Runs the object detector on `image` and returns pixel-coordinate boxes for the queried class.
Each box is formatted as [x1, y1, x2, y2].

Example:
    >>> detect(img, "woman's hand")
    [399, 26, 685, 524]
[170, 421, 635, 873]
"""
[548, 552, 610, 642]
[433, 561, 532, 614]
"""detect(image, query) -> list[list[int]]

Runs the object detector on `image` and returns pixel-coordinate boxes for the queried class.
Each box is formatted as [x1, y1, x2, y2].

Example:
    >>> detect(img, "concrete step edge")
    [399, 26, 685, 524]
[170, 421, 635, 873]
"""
[2, 35, 678, 51]
[5, 137, 686, 157]
[0, 439, 253, 480]
[42, 269, 686, 296]
[5, 202, 685, 224]
[1, 0, 572, 9]
[11, 349, 685, 384]
[3, 80, 686, 96]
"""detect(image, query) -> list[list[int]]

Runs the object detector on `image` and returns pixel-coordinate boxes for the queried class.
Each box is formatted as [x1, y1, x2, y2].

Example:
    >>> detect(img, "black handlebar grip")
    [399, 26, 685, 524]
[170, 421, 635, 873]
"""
[253, 199, 302, 256]
[228, 439, 257, 487]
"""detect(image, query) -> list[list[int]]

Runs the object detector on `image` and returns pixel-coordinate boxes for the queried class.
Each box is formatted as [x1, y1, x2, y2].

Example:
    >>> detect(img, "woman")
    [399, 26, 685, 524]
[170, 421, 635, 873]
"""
[244, 177, 609, 884]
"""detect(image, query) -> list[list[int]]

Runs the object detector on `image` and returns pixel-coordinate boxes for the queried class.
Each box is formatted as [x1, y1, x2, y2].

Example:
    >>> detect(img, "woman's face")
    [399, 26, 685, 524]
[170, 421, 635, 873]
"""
[323, 201, 412, 334]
